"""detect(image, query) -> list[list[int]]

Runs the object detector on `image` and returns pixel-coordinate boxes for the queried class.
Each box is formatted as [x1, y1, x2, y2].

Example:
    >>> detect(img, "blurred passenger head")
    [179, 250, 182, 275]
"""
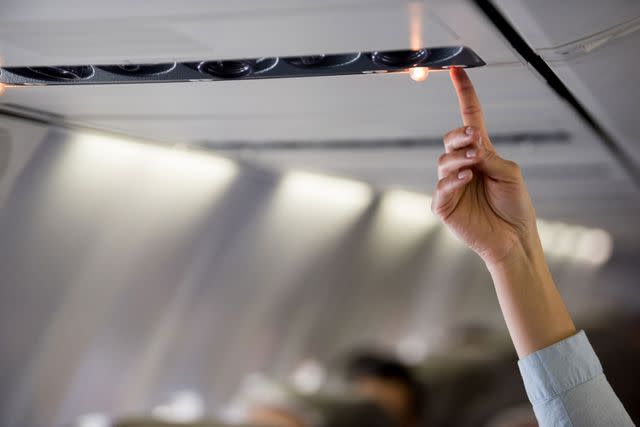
[344, 352, 425, 427]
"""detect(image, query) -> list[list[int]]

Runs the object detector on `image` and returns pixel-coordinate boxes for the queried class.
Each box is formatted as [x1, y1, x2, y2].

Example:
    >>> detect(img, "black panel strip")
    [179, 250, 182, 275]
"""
[0, 46, 485, 86]
[473, 0, 640, 186]
[198, 131, 570, 151]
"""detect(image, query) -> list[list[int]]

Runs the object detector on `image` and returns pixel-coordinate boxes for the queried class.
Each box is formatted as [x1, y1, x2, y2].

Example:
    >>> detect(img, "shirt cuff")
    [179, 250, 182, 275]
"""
[517, 330, 603, 405]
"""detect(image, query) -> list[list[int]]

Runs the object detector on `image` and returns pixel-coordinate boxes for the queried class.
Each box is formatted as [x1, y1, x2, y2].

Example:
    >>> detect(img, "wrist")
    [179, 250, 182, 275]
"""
[484, 229, 577, 357]
[485, 230, 547, 280]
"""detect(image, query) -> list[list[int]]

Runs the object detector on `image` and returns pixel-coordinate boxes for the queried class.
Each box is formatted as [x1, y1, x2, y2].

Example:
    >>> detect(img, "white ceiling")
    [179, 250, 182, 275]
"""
[1, 0, 639, 240]
[0, 0, 517, 66]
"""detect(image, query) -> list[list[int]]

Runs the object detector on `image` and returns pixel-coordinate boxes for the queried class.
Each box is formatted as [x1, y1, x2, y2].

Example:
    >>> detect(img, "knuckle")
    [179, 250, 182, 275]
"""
[431, 202, 445, 219]
[443, 127, 466, 143]
[461, 104, 482, 116]
[438, 153, 448, 165]
[506, 160, 522, 175]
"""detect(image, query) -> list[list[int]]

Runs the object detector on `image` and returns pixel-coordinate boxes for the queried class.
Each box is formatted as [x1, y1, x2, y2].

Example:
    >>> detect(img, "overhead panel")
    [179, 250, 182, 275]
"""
[0, 47, 486, 86]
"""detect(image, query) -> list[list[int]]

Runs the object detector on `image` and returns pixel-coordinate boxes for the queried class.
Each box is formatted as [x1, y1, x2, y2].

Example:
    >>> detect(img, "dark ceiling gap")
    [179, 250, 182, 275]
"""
[198, 131, 571, 151]
[473, 0, 640, 187]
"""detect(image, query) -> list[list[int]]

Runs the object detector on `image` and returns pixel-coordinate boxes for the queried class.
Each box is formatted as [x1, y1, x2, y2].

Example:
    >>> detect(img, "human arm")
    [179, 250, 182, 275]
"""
[431, 67, 633, 426]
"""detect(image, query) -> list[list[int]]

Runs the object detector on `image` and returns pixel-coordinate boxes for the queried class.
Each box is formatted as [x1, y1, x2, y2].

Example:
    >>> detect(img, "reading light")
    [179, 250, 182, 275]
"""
[0, 46, 484, 86]
[410, 67, 429, 82]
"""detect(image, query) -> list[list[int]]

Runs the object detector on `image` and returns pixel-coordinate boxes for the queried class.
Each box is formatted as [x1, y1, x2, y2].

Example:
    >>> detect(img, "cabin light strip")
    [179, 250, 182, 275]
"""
[0, 46, 485, 86]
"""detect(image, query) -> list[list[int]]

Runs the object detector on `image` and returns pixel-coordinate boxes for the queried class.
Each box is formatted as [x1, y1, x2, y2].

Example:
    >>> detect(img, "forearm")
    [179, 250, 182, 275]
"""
[486, 233, 576, 358]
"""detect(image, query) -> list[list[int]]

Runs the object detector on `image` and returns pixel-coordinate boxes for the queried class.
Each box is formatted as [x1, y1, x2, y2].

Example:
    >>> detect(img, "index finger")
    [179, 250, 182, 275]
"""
[450, 68, 487, 135]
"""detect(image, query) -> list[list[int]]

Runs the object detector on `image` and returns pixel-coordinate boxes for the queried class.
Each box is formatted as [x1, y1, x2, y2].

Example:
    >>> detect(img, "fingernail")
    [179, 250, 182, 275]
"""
[465, 126, 474, 135]
[458, 170, 471, 180]
[466, 149, 476, 158]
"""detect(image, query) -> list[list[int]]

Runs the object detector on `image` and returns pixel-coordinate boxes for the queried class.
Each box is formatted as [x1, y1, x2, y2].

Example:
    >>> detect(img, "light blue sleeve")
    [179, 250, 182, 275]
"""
[518, 330, 634, 426]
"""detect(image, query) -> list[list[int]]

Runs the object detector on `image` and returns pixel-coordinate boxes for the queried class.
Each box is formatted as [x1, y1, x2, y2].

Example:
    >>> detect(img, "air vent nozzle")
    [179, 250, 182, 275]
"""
[370, 49, 429, 68]
[198, 60, 255, 78]
[100, 63, 176, 76]
[9, 66, 95, 81]
[286, 53, 361, 68]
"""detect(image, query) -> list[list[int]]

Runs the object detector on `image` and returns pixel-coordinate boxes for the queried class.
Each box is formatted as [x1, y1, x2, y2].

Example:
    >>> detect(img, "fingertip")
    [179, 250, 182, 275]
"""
[450, 66, 467, 80]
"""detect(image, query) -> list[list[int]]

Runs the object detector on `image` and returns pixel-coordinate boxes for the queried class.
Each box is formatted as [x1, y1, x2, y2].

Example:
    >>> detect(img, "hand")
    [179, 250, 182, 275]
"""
[434, 68, 576, 357]
[431, 68, 538, 265]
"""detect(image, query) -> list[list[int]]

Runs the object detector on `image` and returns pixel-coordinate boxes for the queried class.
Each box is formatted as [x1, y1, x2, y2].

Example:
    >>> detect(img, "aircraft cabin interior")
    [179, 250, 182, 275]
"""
[0, 1, 639, 426]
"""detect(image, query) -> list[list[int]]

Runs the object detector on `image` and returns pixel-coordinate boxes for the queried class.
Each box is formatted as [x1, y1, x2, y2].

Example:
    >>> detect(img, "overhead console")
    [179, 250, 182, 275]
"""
[0, 47, 485, 86]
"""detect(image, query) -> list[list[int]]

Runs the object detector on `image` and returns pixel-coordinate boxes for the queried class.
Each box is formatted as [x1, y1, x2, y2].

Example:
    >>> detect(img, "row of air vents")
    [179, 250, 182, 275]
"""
[0, 47, 485, 85]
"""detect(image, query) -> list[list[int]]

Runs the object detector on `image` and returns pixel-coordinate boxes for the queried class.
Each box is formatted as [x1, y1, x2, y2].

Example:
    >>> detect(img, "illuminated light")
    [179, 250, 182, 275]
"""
[537, 220, 613, 266]
[0, 82, 5, 96]
[409, 67, 429, 82]
[75, 413, 109, 427]
[143, 145, 238, 200]
[59, 132, 238, 210]
[152, 390, 204, 423]
[575, 228, 613, 266]
[553, 226, 580, 259]
[537, 220, 562, 255]
[82, 133, 237, 187]
[381, 190, 438, 230]
[396, 334, 428, 364]
[290, 359, 327, 394]
[278, 171, 372, 214]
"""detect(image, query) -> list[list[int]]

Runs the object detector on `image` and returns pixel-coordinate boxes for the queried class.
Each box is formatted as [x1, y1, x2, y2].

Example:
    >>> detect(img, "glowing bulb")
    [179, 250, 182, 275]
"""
[409, 67, 429, 82]
[0, 83, 5, 96]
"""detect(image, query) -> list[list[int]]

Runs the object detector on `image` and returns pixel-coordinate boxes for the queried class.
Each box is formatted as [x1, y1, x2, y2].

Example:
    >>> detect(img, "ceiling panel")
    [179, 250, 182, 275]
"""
[492, 0, 640, 49]
[0, 0, 518, 66]
[492, 0, 640, 169]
